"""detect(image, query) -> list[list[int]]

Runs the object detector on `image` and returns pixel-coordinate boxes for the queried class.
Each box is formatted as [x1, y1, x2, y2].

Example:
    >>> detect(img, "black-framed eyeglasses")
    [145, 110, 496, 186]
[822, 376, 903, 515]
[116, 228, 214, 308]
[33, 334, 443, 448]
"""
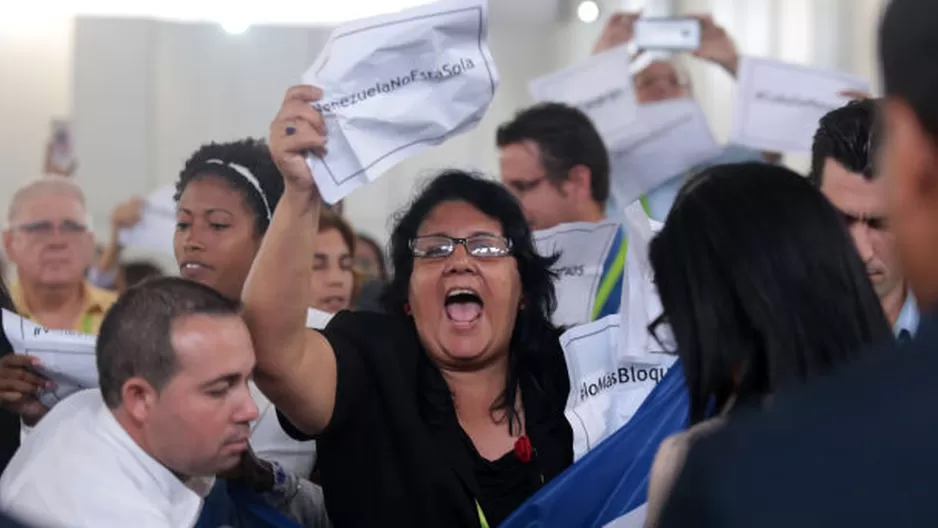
[13, 219, 88, 239]
[409, 234, 513, 259]
[647, 313, 675, 353]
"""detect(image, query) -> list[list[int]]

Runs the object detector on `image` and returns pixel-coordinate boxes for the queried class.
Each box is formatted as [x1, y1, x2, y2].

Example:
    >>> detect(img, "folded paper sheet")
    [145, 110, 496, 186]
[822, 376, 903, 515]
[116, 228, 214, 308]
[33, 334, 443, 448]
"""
[730, 56, 870, 153]
[608, 98, 721, 207]
[118, 185, 176, 256]
[1, 309, 97, 408]
[561, 203, 676, 461]
[529, 44, 638, 141]
[303, 0, 499, 204]
[534, 220, 621, 328]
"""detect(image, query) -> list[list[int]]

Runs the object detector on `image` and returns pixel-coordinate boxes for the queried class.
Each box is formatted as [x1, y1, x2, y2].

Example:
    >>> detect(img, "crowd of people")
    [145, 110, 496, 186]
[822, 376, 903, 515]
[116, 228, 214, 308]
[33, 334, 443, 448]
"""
[0, 0, 935, 526]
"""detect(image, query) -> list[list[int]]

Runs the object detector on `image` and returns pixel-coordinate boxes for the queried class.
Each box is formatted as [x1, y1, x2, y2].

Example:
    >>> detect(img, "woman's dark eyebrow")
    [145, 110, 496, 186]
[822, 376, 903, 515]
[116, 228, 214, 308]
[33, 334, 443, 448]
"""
[176, 207, 234, 216]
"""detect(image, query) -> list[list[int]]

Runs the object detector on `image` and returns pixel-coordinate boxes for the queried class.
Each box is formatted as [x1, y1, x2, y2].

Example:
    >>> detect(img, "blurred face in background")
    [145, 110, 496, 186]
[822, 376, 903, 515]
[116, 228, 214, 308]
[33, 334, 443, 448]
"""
[174, 175, 262, 300]
[634, 61, 690, 104]
[355, 237, 384, 282]
[3, 191, 94, 288]
[820, 159, 904, 303]
[310, 227, 355, 313]
[499, 140, 578, 230]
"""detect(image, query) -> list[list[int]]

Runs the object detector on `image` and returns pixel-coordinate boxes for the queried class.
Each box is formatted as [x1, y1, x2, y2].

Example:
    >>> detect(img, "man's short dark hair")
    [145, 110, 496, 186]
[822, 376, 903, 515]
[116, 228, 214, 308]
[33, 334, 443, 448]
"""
[809, 99, 881, 186]
[496, 102, 610, 205]
[96, 277, 240, 408]
[880, 0, 938, 143]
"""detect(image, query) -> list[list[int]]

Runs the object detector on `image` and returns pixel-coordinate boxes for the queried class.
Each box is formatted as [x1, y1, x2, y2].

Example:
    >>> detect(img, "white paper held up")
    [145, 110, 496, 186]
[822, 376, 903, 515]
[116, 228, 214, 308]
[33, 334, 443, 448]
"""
[1, 310, 98, 408]
[561, 204, 676, 461]
[730, 56, 870, 153]
[534, 220, 620, 328]
[302, 0, 499, 204]
[529, 44, 638, 141]
[118, 185, 176, 256]
[608, 98, 721, 207]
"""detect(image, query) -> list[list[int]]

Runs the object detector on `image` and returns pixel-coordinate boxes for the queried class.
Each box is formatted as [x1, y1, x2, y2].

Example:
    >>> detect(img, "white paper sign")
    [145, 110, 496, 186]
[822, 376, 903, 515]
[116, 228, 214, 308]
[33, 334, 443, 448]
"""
[303, 0, 499, 204]
[730, 56, 870, 153]
[604, 503, 648, 528]
[534, 220, 620, 328]
[305, 307, 335, 330]
[118, 185, 176, 256]
[561, 205, 676, 461]
[1, 310, 98, 408]
[529, 44, 638, 141]
[608, 99, 721, 207]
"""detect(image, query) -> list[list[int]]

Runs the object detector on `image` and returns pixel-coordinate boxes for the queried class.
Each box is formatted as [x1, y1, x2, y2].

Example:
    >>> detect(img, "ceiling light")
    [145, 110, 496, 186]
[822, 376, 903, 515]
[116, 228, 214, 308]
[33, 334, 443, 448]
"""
[577, 1, 600, 24]
[220, 19, 250, 34]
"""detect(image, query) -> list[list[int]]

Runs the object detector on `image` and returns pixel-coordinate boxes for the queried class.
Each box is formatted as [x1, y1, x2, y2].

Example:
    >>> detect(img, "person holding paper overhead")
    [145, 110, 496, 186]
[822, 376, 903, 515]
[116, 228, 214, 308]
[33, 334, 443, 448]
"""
[810, 99, 919, 339]
[246, 85, 572, 527]
[593, 13, 774, 218]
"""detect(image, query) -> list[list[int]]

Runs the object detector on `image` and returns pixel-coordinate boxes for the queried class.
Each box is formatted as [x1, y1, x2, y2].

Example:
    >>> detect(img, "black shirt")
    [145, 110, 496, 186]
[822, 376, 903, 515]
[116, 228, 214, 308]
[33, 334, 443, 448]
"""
[278, 311, 572, 527]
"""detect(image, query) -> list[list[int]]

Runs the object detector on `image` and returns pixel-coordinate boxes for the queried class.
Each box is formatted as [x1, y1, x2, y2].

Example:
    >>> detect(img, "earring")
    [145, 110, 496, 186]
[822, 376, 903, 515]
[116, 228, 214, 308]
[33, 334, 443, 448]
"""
[403, 303, 411, 314]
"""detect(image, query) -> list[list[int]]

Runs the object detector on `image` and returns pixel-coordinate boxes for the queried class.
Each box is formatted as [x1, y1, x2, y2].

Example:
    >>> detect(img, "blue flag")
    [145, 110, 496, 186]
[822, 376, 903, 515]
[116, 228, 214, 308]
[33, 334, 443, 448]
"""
[501, 363, 688, 528]
[196, 480, 303, 528]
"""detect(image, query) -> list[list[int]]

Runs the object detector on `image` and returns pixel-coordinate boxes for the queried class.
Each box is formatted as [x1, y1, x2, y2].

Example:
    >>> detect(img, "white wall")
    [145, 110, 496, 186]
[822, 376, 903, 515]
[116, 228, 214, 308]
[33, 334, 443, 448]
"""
[0, 16, 73, 223]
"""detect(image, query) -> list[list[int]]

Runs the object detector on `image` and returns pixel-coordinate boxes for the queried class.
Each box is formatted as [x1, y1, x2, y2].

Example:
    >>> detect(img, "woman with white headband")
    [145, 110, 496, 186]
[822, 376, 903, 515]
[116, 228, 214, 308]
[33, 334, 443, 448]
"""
[172, 138, 333, 527]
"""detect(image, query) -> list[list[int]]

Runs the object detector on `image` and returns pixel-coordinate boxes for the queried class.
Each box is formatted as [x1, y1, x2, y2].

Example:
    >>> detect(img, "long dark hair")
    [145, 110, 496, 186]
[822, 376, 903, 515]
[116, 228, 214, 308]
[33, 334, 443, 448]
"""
[650, 163, 892, 424]
[383, 170, 560, 432]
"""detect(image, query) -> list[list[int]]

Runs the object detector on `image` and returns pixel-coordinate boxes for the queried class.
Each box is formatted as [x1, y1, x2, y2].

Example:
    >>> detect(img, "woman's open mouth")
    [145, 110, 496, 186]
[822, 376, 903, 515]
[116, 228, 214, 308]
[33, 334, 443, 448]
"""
[444, 288, 484, 328]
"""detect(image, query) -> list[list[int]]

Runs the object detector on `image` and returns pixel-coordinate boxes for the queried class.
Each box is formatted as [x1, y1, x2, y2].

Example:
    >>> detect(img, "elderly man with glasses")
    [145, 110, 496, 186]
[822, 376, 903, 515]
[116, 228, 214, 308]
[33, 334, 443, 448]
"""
[0, 176, 116, 432]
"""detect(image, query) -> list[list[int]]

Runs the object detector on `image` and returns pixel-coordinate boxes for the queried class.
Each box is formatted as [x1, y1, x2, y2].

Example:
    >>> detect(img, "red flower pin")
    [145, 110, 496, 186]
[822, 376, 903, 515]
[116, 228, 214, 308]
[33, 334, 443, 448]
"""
[514, 435, 533, 464]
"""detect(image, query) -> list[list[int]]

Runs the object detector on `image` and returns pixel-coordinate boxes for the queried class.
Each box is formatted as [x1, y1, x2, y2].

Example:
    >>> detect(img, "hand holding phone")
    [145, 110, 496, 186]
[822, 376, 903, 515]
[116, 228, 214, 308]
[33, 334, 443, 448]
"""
[634, 18, 702, 51]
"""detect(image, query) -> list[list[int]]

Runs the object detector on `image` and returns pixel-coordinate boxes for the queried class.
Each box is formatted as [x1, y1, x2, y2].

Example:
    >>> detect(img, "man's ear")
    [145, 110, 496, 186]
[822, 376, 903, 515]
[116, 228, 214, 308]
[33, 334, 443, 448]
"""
[2, 230, 13, 262]
[120, 377, 159, 424]
[566, 165, 594, 202]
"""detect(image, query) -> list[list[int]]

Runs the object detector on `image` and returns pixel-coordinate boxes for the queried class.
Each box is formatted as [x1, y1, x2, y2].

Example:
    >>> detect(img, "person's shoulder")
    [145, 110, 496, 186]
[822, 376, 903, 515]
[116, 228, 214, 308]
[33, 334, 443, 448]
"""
[323, 310, 413, 348]
[663, 329, 938, 522]
[646, 419, 726, 526]
[3, 473, 170, 528]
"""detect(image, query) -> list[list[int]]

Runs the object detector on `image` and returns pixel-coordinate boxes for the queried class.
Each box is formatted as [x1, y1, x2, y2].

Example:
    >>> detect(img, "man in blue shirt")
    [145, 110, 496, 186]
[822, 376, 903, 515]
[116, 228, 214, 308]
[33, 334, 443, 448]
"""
[811, 99, 920, 337]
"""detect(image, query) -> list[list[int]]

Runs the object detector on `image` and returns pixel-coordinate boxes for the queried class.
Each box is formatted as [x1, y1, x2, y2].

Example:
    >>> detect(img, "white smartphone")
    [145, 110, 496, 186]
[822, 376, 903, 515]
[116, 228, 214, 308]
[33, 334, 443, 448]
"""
[634, 18, 702, 51]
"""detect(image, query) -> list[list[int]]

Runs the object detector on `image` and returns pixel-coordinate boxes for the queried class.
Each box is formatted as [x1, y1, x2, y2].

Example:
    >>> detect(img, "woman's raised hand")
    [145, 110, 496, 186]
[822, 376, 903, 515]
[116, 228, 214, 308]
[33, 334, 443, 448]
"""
[269, 85, 328, 196]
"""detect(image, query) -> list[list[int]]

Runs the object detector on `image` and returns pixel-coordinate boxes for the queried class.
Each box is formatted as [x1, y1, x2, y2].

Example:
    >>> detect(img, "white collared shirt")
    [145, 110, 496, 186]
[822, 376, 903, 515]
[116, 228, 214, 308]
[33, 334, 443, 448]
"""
[0, 389, 205, 528]
[894, 291, 920, 338]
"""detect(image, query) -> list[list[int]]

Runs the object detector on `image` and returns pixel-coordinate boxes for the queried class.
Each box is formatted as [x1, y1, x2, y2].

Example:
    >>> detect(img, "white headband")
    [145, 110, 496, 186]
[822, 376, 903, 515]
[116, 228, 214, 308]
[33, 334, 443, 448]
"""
[205, 159, 272, 220]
